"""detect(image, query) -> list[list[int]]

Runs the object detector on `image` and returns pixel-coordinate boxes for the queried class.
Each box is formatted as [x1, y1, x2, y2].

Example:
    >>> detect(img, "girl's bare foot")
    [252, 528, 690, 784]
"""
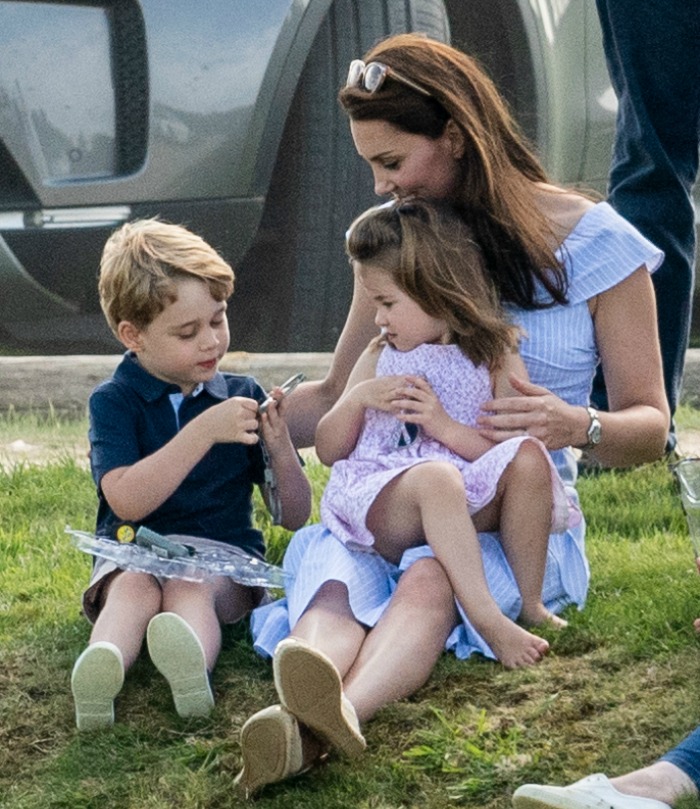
[693, 617, 700, 633]
[477, 610, 550, 668]
[520, 602, 568, 629]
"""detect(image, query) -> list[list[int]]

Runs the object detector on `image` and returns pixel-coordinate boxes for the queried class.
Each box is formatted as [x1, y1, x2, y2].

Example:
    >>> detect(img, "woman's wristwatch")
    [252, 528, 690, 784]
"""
[582, 405, 602, 449]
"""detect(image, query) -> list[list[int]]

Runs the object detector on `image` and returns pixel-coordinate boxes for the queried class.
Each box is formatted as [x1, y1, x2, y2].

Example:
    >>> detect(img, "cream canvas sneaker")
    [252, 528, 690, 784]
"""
[71, 641, 124, 731]
[147, 612, 214, 718]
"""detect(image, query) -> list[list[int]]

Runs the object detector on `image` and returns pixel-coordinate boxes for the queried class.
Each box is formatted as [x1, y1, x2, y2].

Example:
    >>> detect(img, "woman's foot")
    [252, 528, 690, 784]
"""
[71, 641, 124, 731]
[235, 705, 306, 798]
[273, 637, 366, 757]
[147, 612, 214, 718]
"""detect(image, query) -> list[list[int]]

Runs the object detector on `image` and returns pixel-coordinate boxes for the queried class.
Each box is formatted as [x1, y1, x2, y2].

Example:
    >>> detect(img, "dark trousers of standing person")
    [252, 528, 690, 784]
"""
[592, 0, 700, 452]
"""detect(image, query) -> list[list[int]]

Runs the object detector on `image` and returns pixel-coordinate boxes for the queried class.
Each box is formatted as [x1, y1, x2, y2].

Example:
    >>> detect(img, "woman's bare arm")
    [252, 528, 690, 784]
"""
[587, 266, 669, 465]
[284, 270, 378, 448]
[477, 268, 669, 466]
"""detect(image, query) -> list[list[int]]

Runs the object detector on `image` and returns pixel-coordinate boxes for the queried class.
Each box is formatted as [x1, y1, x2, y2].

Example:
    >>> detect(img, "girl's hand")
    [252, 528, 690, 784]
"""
[477, 375, 579, 450]
[392, 375, 452, 442]
[348, 374, 418, 412]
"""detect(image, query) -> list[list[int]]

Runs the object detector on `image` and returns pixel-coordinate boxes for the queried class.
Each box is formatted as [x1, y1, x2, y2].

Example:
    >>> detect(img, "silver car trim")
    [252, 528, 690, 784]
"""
[0, 206, 131, 230]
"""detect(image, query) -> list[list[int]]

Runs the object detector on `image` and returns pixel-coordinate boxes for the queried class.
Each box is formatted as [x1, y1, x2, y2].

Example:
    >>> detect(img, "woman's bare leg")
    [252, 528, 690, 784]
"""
[275, 561, 456, 771]
[90, 571, 162, 669]
[277, 581, 370, 769]
[368, 462, 549, 668]
[343, 558, 457, 724]
[290, 580, 369, 677]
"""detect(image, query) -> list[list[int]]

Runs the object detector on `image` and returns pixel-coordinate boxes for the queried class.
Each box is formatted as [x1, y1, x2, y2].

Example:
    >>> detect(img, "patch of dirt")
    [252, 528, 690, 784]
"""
[0, 438, 90, 470]
[1, 350, 699, 466]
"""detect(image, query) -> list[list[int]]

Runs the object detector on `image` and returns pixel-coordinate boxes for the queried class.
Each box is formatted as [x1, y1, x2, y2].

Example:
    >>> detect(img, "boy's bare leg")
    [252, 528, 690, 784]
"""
[160, 577, 255, 671]
[90, 571, 162, 669]
[368, 462, 549, 669]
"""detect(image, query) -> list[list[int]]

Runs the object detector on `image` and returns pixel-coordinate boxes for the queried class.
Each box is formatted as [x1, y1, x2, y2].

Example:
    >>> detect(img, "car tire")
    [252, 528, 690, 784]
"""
[232, 0, 450, 353]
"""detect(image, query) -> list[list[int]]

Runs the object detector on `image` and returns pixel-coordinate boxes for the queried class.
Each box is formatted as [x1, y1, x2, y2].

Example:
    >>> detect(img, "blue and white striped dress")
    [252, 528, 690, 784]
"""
[251, 202, 664, 661]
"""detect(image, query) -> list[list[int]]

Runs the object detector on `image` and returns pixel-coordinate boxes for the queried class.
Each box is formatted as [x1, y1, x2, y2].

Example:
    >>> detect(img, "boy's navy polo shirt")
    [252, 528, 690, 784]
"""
[89, 352, 267, 557]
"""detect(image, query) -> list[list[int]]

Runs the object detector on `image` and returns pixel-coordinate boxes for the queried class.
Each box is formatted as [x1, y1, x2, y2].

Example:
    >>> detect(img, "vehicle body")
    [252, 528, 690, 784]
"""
[0, 0, 616, 354]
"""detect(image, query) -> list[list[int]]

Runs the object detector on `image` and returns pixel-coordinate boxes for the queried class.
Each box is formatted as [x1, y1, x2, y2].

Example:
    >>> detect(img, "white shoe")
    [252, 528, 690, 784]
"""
[71, 642, 124, 731]
[513, 774, 672, 809]
[147, 612, 214, 718]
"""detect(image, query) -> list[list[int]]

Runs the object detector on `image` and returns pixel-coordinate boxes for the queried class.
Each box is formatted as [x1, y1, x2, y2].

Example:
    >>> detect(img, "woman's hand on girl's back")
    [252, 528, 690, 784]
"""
[477, 375, 584, 450]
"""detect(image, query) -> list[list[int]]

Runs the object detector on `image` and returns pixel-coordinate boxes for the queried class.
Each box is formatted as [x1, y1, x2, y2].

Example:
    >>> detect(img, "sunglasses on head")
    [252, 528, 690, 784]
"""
[346, 59, 432, 98]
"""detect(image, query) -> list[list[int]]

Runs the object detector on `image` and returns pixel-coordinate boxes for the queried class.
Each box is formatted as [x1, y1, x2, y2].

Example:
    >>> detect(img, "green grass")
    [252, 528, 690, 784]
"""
[2, 411, 700, 808]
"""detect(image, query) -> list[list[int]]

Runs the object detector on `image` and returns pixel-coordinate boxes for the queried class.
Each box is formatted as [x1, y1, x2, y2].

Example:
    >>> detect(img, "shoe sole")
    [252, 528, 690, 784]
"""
[71, 643, 124, 731]
[147, 613, 214, 718]
[513, 798, 569, 809]
[513, 785, 599, 809]
[273, 639, 365, 758]
[235, 706, 303, 797]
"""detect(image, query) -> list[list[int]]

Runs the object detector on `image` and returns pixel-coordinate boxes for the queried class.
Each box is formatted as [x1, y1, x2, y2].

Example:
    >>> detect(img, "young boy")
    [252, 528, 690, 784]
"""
[71, 218, 311, 730]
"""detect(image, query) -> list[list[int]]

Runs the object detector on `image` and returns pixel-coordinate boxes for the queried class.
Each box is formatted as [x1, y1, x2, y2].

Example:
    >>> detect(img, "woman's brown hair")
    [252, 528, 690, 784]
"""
[339, 33, 572, 309]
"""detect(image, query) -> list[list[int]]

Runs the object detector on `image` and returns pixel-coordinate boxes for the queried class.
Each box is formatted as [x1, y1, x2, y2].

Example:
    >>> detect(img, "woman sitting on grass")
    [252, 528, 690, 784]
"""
[237, 33, 670, 796]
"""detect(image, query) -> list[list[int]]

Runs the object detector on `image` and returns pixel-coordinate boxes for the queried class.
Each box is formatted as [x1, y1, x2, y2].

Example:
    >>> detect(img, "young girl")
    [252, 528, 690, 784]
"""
[316, 198, 577, 669]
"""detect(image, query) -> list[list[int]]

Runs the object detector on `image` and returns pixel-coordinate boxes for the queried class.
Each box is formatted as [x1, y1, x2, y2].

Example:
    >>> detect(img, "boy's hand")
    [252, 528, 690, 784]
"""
[260, 373, 305, 415]
[258, 396, 292, 445]
[203, 396, 260, 444]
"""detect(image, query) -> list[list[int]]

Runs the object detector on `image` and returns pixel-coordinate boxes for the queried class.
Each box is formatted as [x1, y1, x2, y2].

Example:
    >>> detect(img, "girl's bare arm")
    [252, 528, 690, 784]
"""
[315, 343, 381, 466]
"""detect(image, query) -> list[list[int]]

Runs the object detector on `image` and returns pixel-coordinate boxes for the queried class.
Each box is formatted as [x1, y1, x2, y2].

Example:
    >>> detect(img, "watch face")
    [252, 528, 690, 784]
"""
[588, 416, 602, 444]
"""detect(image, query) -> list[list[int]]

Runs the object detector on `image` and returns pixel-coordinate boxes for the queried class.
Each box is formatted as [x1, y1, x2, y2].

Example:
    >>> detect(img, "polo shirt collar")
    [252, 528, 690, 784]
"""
[115, 351, 230, 402]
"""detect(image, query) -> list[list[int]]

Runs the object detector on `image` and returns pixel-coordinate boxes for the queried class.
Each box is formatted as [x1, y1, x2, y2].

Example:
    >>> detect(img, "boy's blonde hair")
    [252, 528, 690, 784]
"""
[99, 218, 234, 336]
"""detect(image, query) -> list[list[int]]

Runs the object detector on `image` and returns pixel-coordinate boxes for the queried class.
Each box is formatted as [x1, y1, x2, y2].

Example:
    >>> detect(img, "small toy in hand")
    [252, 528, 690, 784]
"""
[259, 372, 306, 414]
